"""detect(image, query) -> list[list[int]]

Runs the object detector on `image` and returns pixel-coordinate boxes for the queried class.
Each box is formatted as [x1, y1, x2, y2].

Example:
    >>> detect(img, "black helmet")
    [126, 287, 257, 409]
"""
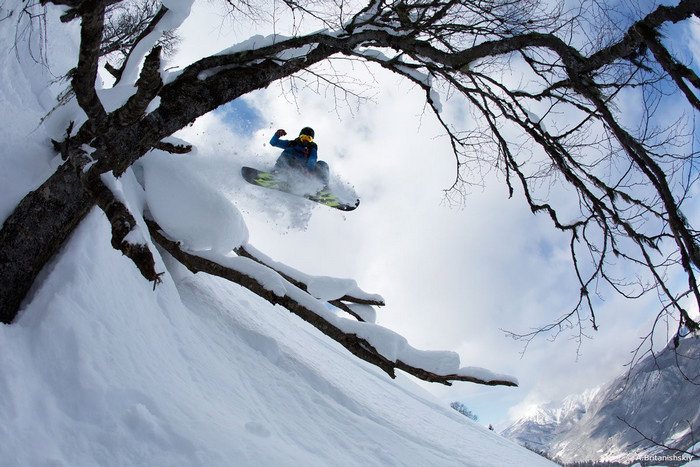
[299, 127, 315, 138]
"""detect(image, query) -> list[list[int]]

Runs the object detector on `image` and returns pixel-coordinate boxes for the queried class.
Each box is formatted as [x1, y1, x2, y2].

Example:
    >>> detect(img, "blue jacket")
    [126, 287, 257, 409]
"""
[270, 133, 318, 171]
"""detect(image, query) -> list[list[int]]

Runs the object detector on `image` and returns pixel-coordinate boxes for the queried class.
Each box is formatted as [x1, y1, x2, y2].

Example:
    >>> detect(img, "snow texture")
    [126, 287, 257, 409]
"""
[140, 151, 249, 254]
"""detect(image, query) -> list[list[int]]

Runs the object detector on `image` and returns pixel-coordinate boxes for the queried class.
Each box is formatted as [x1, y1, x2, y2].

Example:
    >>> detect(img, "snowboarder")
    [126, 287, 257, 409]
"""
[270, 127, 330, 187]
[241, 126, 359, 211]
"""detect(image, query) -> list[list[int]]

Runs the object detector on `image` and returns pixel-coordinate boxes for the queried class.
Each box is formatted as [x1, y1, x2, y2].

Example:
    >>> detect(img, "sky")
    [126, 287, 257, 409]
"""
[155, 0, 700, 429]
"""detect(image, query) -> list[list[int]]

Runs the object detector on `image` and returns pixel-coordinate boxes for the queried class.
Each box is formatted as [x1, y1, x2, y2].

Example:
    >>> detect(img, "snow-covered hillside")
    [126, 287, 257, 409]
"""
[0, 2, 554, 466]
[1, 208, 555, 467]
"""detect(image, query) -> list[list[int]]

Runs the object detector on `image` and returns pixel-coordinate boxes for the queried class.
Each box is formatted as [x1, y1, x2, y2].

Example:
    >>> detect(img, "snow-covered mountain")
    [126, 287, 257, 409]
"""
[500, 387, 601, 453]
[502, 337, 700, 464]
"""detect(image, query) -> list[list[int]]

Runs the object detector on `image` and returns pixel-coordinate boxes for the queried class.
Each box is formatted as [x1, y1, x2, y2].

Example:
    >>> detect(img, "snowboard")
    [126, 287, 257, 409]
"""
[241, 167, 360, 211]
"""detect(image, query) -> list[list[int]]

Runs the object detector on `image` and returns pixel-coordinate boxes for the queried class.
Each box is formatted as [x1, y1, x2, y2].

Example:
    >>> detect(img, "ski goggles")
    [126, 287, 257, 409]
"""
[299, 134, 313, 143]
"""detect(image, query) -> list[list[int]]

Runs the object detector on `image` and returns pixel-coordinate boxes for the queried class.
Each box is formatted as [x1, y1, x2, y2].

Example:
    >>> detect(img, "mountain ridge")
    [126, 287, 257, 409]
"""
[502, 337, 700, 464]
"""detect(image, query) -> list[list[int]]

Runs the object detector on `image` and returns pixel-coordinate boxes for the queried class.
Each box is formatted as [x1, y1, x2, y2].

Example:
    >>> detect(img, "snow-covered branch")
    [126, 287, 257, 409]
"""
[235, 243, 385, 322]
[71, 147, 162, 285]
[107, 3, 169, 85]
[71, 0, 107, 124]
[146, 220, 518, 387]
[110, 46, 163, 126]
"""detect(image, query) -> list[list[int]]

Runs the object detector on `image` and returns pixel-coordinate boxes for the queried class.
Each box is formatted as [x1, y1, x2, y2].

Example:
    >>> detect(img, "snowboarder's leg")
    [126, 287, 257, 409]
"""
[314, 161, 330, 187]
[274, 152, 294, 172]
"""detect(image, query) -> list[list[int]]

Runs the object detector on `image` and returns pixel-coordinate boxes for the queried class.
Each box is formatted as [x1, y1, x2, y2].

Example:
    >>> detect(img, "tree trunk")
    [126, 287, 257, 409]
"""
[0, 163, 93, 323]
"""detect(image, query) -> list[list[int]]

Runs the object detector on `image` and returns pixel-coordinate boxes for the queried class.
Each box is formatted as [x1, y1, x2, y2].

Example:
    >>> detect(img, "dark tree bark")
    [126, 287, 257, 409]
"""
[0, 163, 92, 323]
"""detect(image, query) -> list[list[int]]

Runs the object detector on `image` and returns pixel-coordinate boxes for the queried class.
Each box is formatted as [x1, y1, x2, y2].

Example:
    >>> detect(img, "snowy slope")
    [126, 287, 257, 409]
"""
[1, 208, 556, 467]
[0, 2, 556, 466]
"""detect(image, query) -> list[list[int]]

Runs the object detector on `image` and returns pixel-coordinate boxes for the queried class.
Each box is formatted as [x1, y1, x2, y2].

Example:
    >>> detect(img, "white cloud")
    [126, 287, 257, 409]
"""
[685, 17, 700, 68]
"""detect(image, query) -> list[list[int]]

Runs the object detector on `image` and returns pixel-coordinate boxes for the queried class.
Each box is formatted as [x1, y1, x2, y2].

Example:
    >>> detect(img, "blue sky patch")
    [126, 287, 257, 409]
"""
[215, 98, 265, 135]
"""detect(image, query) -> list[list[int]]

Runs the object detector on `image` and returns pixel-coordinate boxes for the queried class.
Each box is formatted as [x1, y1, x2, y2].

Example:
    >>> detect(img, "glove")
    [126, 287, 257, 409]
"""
[275, 129, 287, 137]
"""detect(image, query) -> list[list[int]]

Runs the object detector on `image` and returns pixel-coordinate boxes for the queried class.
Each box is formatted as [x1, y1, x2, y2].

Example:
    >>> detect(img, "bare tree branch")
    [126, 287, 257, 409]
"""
[71, 0, 107, 123]
[617, 416, 700, 460]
